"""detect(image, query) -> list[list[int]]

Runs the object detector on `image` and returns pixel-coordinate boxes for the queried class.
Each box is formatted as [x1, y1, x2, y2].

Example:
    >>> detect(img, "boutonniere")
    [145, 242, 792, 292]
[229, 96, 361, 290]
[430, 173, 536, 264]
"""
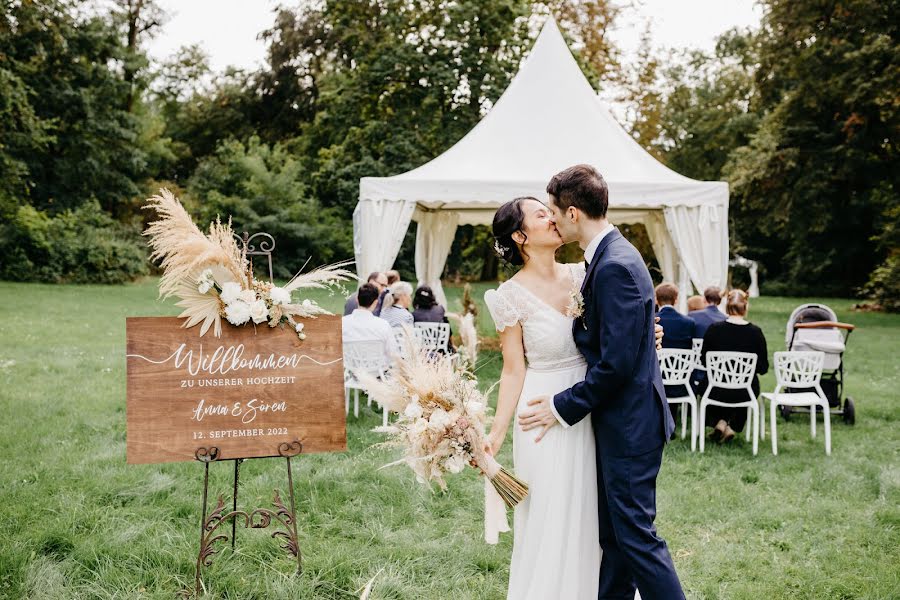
[565, 288, 586, 328]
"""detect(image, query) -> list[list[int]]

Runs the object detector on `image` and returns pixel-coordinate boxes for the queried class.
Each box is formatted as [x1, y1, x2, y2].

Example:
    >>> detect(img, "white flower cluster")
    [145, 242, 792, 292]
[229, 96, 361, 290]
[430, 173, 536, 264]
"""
[220, 282, 271, 327]
[195, 268, 318, 340]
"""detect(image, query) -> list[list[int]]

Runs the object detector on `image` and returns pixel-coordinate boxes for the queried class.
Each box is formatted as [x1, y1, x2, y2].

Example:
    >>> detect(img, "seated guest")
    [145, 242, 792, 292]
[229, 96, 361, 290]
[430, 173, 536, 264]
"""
[412, 286, 446, 323]
[344, 272, 388, 316]
[342, 283, 395, 365]
[373, 269, 402, 316]
[412, 285, 454, 353]
[687, 295, 705, 313]
[380, 282, 415, 329]
[655, 283, 696, 350]
[655, 283, 696, 425]
[688, 286, 728, 392]
[688, 286, 726, 337]
[700, 289, 768, 443]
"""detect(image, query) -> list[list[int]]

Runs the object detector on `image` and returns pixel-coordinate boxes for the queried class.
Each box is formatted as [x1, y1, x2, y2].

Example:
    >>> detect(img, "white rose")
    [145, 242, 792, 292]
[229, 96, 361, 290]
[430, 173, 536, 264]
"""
[428, 408, 452, 431]
[220, 282, 242, 305]
[198, 280, 212, 294]
[404, 402, 423, 420]
[410, 417, 429, 437]
[249, 299, 268, 324]
[225, 300, 251, 325]
[465, 400, 484, 416]
[445, 454, 466, 474]
[239, 289, 257, 304]
[270, 287, 291, 306]
[199, 268, 214, 283]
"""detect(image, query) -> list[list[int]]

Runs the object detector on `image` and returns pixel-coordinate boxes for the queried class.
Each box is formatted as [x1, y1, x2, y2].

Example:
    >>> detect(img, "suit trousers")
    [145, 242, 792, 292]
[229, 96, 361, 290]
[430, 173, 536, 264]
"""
[596, 443, 685, 600]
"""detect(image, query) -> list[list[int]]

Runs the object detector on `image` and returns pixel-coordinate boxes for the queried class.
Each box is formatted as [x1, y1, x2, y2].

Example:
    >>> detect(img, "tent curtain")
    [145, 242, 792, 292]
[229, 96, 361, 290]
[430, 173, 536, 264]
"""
[644, 212, 677, 283]
[352, 199, 416, 282]
[663, 204, 728, 299]
[414, 211, 459, 307]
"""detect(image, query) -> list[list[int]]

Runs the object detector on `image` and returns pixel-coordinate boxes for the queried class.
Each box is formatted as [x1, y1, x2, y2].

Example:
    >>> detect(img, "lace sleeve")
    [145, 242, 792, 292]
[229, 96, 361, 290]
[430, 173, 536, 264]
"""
[484, 288, 521, 332]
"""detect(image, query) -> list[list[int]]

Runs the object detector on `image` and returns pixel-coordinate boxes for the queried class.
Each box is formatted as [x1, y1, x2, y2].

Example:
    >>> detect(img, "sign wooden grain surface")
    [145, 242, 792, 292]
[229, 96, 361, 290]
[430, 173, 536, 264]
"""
[126, 316, 346, 464]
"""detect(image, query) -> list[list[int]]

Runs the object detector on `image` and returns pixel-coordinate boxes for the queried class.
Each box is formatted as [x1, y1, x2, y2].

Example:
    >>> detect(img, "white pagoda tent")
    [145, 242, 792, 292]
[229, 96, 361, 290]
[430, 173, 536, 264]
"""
[354, 18, 729, 311]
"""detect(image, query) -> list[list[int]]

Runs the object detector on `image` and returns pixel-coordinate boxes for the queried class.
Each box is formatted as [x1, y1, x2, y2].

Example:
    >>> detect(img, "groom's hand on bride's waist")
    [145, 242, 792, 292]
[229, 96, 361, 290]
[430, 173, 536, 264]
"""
[518, 396, 558, 442]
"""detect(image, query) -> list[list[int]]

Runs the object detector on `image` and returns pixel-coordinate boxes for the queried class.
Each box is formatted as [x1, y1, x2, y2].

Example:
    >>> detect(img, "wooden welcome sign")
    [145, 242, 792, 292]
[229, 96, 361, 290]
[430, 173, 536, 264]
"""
[126, 316, 346, 464]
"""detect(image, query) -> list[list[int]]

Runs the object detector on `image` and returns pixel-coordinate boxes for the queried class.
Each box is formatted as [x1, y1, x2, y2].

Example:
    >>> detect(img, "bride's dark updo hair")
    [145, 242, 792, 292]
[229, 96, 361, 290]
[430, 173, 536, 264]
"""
[492, 196, 537, 266]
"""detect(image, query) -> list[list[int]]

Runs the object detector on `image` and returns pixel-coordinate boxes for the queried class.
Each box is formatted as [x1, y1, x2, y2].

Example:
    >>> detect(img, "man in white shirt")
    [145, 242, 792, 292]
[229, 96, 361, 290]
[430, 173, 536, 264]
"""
[342, 283, 395, 365]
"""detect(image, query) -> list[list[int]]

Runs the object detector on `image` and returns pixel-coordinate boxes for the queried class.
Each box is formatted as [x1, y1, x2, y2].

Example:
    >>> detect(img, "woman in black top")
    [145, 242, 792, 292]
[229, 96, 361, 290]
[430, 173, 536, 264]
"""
[412, 285, 454, 353]
[412, 286, 446, 323]
[701, 289, 768, 443]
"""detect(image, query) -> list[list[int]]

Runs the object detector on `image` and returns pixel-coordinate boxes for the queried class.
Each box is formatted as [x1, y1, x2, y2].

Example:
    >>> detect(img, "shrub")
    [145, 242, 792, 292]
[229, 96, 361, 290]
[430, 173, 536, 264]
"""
[0, 201, 148, 284]
[186, 136, 353, 278]
[860, 202, 900, 312]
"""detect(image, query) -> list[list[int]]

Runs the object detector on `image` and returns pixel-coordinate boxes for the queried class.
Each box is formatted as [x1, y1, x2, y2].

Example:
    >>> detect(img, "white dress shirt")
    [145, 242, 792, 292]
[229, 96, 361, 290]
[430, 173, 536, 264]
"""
[342, 309, 395, 364]
[583, 222, 616, 265]
[548, 223, 616, 428]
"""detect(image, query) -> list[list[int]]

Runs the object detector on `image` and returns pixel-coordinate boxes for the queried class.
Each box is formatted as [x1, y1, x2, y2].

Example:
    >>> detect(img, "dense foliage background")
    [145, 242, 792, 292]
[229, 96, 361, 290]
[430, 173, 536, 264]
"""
[1, 0, 896, 304]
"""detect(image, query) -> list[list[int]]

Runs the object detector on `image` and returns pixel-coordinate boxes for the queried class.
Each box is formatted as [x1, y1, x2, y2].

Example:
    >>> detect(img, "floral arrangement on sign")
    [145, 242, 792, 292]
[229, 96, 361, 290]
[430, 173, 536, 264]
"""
[143, 189, 354, 338]
[359, 334, 527, 509]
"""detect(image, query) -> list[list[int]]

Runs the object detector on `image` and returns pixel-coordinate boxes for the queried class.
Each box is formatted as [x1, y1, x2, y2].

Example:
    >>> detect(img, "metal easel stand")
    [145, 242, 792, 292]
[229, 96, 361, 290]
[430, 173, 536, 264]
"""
[193, 441, 303, 597]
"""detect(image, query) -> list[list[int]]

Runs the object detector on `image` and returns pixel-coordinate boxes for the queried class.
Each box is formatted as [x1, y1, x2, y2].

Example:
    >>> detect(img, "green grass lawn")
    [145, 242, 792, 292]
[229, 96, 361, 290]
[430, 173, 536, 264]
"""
[0, 279, 898, 599]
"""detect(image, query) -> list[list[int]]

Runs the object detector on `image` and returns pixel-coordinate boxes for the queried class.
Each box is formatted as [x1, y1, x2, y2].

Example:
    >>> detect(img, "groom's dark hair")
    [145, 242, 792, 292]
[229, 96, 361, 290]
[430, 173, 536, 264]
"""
[546, 164, 608, 219]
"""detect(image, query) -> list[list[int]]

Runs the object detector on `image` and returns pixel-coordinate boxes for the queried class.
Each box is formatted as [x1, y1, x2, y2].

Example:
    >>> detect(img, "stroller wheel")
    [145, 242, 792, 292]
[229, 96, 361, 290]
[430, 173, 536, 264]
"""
[780, 406, 792, 421]
[843, 397, 855, 425]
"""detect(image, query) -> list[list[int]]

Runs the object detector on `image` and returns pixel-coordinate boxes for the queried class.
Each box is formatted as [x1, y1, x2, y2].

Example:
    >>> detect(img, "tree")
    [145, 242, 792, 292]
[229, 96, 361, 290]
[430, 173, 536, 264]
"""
[619, 23, 665, 158]
[111, 0, 168, 113]
[724, 0, 899, 294]
[654, 29, 761, 181]
[0, 0, 156, 213]
[186, 136, 352, 277]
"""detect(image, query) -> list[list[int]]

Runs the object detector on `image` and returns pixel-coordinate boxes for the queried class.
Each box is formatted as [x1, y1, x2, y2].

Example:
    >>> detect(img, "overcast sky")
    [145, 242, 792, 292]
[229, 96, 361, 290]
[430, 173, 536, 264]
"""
[147, 1, 763, 74]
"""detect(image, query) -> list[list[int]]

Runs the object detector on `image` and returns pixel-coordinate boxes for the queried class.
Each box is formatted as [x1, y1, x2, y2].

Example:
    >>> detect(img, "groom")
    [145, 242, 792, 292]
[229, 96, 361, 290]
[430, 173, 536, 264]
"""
[519, 164, 684, 599]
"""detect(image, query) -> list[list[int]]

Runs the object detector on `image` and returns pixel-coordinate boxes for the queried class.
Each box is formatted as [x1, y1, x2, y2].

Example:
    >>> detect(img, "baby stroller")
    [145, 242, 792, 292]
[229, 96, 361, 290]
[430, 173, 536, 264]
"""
[782, 303, 857, 424]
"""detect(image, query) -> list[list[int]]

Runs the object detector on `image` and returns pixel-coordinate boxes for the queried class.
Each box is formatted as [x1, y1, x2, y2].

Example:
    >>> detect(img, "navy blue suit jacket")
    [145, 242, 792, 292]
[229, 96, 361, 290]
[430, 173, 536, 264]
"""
[688, 305, 726, 338]
[553, 229, 675, 457]
[657, 306, 696, 350]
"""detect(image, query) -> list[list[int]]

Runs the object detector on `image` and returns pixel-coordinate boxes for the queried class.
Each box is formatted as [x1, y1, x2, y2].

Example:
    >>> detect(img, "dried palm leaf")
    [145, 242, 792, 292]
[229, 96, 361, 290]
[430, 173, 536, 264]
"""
[143, 189, 248, 299]
[174, 279, 223, 337]
[283, 260, 356, 294]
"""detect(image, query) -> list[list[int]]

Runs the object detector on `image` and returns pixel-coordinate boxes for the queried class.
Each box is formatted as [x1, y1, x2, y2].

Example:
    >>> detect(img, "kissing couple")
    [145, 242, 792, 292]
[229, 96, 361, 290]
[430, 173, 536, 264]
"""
[483, 164, 685, 599]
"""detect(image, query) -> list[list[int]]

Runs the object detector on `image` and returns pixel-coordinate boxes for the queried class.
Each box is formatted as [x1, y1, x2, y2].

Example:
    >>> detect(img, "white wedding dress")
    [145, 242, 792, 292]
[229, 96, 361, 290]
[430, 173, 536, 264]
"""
[484, 263, 600, 600]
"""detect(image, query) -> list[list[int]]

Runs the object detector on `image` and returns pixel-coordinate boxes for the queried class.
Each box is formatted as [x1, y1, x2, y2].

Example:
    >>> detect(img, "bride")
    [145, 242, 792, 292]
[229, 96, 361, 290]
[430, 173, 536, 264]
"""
[483, 196, 660, 599]
[484, 196, 599, 599]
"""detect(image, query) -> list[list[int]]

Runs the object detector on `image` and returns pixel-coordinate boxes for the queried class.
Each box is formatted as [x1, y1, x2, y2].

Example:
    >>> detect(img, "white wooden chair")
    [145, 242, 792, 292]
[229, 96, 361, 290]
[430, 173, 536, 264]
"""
[692, 338, 705, 373]
[699, 351, 760, 455]
[343, 340, 390, 426]
[761, 351, 830, 455]
[658, 349, 698, 451]
[392, 329, 411, 361]
[413, 322, 451, 353]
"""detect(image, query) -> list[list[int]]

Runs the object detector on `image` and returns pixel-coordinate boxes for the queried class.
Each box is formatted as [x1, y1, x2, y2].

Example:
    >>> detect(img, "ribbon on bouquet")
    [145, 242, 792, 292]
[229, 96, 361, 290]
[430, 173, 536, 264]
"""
[484, 476, 511, 544]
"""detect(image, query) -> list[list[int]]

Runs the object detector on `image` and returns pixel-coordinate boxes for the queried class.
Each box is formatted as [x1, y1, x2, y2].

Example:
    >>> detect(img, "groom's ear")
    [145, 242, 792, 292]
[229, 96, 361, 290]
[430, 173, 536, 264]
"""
[567, 206, 579, 223]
